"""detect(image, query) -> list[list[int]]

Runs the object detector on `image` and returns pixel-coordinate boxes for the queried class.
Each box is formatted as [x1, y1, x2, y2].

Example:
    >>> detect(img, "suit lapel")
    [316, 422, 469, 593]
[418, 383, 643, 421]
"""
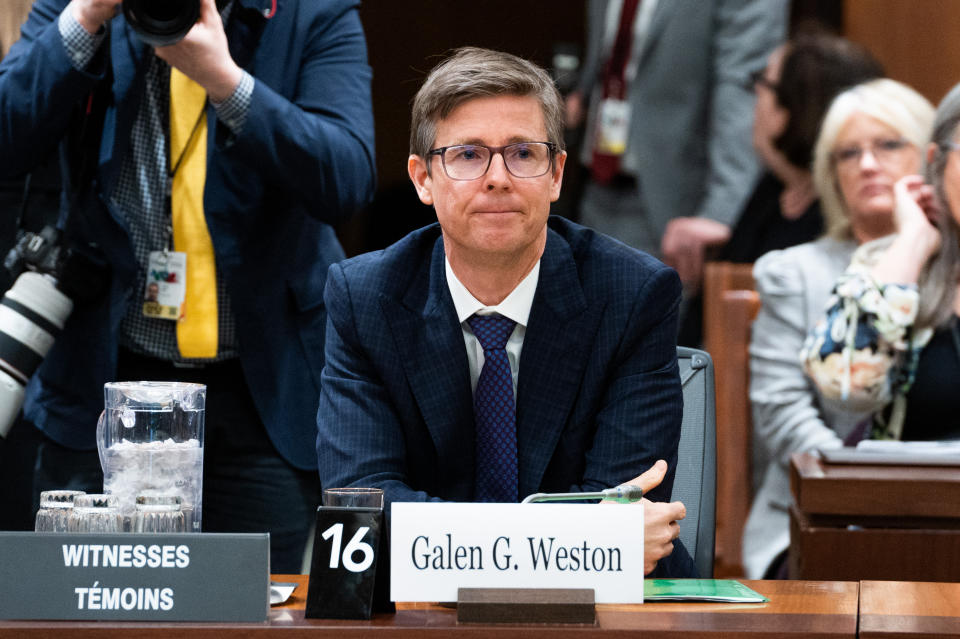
[382, 237, 476, 491]
[516, 228, 604, 498]
[634, 0, 674, 69]
[98, 20, 149, 217]
[228, 0, 271, 70]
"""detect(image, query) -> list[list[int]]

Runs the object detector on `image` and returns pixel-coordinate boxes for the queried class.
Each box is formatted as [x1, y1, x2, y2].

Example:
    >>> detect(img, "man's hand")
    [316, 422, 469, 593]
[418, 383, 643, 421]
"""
[641, 497, 685, 574]
[606, 460, 687, 575]
[154, 0, 242, 103]
[660, 217, 731, 293]
[70, 0, 122, 35]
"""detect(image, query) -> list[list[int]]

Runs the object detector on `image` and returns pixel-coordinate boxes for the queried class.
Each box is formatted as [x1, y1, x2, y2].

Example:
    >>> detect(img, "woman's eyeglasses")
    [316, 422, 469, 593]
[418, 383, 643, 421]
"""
[832, 138, 912, 169]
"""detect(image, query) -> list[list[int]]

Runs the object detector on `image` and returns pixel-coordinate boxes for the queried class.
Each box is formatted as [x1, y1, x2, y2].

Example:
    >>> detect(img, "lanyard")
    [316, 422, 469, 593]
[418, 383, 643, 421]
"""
[163, 93, 207, 250]
[166, 102, 207, 190]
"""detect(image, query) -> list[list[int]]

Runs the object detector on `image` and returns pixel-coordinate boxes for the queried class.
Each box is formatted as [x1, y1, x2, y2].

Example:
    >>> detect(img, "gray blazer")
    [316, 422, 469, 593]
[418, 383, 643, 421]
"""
[742, 237, 871, 578]
[578, 0, 787, 238]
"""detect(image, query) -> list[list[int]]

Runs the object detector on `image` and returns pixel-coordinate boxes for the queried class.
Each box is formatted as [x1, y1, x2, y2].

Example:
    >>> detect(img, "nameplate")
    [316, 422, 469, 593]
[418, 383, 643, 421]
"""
[0, 532, 269, 621]
[390, 503, 644, 603]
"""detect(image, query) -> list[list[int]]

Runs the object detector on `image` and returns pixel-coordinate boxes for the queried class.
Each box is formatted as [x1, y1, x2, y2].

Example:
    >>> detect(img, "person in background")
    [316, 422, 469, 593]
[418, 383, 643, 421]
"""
[803, 82, 960, 445]
[317, 47, 695, 577]
[566, 0, 786, 295]
[0, 0, 375, 571]
[680, 29, 885, 344]
[743, 79, 934, 579]
[724, 31, 885, 264]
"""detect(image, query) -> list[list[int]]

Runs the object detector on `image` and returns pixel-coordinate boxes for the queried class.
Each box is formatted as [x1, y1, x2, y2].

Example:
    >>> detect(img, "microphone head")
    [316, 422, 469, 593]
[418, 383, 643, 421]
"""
[613, 484, 644, 502]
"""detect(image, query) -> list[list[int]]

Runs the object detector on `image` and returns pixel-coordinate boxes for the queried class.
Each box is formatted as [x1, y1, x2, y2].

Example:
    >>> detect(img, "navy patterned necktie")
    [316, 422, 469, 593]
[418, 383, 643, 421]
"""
[467, 313, 519, 502]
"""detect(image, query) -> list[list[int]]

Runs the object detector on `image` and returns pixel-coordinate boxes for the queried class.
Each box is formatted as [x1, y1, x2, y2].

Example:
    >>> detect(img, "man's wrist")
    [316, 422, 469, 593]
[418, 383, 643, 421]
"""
[70, 0, 111, 35]
[205, 63, 243, 104]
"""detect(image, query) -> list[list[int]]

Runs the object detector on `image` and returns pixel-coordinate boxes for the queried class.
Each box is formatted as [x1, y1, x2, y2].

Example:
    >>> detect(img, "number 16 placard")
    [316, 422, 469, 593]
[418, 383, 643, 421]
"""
[305, 507, 383, 619]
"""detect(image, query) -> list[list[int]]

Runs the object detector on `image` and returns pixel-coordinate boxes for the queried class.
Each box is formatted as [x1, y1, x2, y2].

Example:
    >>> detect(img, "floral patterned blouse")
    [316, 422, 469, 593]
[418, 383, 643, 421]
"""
[800, 242, 933, 440]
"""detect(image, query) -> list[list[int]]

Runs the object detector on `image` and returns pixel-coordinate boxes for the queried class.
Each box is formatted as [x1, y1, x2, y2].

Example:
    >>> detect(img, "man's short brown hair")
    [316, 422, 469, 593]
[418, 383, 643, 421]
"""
[409, 47, 565, 162]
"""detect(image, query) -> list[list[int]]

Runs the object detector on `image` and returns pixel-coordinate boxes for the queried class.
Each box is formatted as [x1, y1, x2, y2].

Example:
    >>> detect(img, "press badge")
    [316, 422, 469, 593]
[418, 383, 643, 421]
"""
[595, 98, 631, 155]
[142, 250, 186, 321]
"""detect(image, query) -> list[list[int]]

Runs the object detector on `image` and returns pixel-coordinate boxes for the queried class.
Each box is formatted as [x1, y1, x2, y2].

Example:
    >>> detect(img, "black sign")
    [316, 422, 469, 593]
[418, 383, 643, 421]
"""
[305, 506, 384, 619]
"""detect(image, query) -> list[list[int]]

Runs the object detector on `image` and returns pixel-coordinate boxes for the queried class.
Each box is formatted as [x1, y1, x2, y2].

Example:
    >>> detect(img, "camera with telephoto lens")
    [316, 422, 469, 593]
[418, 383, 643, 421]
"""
[0, 226, 107, 438]
[122, 0, 229, 47]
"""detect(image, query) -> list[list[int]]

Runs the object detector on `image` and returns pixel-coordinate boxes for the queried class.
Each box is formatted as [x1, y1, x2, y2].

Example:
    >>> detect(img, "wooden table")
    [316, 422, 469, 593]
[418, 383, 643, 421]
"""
[789, 452, 960, 581]
[0, 577, 858, 638]
[859, 581, 960, 638]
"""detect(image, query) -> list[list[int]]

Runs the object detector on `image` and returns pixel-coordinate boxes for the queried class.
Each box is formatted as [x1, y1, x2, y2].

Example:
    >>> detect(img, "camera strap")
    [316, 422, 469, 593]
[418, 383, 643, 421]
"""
[164, 103, 207, 248]
[6, 65, 111, 288]
[59, 62, 112, 239]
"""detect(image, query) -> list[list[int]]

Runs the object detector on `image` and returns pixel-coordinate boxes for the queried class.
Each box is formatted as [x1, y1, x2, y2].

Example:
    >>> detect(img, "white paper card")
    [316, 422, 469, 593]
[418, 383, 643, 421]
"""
[390, 502, 643, 603]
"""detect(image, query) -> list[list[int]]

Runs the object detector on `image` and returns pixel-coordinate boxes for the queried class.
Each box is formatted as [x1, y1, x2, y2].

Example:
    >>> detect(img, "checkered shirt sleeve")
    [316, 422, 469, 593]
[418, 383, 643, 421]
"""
[58, 5, 105, 71]
[212, 70, 254, 134]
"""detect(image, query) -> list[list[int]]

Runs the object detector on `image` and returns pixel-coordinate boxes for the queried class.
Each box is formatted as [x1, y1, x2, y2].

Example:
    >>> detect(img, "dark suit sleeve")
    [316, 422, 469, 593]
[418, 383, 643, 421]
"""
[567, 260, 695, 577]
[577, 262, 695, 577]
[0, 0, 99, 178]
[224, 0, 375, 226]
[574, 263, 683, 503]
[316, 262, 440, 505]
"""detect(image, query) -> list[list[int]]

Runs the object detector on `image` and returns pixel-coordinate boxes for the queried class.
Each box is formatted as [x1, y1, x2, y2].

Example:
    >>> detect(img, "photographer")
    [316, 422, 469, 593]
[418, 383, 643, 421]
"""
[0, 0, 375, 572]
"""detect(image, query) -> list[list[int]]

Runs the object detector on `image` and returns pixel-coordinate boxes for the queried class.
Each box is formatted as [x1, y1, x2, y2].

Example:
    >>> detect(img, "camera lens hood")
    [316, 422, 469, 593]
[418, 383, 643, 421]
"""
[122, 0, 200, 47]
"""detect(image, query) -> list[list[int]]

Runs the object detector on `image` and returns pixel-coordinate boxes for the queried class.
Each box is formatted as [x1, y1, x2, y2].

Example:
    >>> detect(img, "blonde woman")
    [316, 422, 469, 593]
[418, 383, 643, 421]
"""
[743, 79, 934, 579]
[804, 82, 960, 443]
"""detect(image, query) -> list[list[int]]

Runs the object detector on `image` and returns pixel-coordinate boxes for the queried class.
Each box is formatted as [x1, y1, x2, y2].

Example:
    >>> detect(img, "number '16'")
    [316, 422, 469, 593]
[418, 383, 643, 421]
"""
[322, 523, 374, 572]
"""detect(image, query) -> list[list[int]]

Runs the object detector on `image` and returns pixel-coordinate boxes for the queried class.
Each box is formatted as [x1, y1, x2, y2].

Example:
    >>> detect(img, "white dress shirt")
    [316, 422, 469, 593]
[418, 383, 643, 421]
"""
[445, 258, 540, 395]
[602, 0, 660, 82]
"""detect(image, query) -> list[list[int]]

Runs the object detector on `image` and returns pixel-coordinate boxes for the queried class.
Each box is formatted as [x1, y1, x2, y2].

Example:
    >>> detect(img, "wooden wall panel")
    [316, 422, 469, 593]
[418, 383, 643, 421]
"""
[844, 0, 960, 104]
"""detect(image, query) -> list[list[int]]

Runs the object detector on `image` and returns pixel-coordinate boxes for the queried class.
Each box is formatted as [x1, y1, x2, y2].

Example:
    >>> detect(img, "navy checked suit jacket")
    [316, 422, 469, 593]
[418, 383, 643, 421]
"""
[317, 216, 696, 577]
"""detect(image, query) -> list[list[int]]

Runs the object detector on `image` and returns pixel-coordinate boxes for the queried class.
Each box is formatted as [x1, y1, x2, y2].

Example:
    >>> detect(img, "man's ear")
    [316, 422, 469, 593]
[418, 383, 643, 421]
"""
[408, 155, 434, 205]
[549, 150, 567, 203]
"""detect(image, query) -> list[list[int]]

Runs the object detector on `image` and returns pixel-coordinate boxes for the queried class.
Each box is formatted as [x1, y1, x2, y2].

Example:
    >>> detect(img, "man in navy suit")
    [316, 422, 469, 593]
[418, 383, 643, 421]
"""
[0, 0, 374, 570]
[317, 47, 692, 576]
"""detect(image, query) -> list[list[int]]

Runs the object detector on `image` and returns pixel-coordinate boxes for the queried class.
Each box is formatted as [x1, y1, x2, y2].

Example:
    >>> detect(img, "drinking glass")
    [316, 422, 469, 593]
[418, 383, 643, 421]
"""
[133, 493, 185, 533]
[322, 487, 384, 509]
[67, 494, 121, 532]
[34, 490, 86, 532]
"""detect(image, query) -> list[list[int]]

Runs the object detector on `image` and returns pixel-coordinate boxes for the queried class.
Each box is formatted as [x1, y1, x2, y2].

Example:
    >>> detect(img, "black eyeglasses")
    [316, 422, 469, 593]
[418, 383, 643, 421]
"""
[428, 142, 558, 180]
[748, 69, 778, 92]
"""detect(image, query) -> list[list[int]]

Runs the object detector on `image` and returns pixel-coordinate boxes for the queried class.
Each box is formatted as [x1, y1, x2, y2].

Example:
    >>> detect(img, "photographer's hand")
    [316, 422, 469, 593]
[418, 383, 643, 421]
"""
[70, 0, 122, 35]
[154, 0, 243, 103]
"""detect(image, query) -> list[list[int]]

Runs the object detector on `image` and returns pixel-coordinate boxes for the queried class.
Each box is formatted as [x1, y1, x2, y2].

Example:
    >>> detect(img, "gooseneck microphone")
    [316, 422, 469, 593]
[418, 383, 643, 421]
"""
[521, 484, 644, 504]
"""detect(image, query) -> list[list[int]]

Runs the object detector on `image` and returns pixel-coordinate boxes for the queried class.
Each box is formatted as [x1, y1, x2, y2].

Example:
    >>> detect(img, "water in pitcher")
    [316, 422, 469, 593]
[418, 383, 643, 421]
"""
[101, 434, 203, 532]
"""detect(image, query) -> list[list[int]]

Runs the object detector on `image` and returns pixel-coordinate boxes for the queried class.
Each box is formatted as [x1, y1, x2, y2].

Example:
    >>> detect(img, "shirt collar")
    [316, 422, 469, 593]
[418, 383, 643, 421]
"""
[445, 259, 540, 328]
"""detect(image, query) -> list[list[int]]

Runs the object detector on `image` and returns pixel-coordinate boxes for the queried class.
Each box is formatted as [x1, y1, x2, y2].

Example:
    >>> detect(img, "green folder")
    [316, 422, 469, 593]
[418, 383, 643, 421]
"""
[644, 579, 769, 603]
